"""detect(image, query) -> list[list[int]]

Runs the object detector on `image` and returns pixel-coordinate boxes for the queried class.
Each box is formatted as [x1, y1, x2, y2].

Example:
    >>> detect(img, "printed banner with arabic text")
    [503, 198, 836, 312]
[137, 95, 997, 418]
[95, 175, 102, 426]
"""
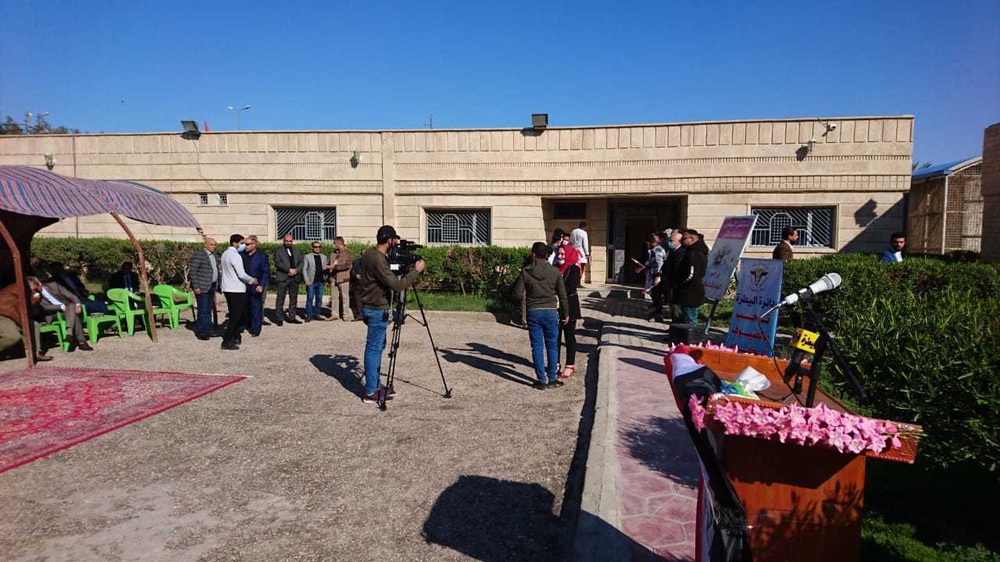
[725, 258, 783, 356]
[703, 215, 757, 301]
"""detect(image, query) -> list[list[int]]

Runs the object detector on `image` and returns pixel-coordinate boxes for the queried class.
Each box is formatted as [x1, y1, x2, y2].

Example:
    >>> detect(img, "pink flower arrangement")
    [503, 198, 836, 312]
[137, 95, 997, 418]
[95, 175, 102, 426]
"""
[687, 395, 915, 455]
[667, 341, 766, 357]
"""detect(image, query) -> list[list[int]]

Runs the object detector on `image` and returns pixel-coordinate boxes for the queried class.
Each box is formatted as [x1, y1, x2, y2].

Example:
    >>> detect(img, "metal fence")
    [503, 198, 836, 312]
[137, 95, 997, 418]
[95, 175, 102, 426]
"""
[750, 207, 834, 248]
[426, 209, 491, 245]
[275, 207, 337, 241]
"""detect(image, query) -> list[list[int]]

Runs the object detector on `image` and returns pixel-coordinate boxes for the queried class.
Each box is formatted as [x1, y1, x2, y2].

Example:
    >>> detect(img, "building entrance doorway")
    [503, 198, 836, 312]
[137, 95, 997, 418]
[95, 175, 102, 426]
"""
[608, 199, 684, 284]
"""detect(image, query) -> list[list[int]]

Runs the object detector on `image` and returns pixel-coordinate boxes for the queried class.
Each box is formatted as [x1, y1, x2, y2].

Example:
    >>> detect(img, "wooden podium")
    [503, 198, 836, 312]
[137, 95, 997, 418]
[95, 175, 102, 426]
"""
[684, 347, 920, 562]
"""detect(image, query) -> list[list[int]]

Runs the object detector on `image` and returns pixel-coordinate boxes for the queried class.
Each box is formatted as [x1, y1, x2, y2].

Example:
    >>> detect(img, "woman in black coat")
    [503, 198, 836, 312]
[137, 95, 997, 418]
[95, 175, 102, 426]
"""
[555, 245, 584, 379]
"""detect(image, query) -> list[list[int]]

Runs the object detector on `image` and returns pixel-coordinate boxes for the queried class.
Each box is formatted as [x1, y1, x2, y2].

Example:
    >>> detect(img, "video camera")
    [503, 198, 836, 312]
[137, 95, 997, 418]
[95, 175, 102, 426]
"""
[387, 239, 423, 273]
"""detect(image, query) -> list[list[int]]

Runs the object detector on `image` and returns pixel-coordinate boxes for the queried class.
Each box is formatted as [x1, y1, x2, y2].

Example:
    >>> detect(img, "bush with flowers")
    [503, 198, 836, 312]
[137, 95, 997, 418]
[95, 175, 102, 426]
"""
[688, 395, 921, 457]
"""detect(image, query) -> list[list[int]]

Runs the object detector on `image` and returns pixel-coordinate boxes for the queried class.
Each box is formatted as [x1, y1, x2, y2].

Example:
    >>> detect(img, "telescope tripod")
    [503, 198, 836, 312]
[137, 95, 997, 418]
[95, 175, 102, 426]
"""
[378, 287, 452, 411]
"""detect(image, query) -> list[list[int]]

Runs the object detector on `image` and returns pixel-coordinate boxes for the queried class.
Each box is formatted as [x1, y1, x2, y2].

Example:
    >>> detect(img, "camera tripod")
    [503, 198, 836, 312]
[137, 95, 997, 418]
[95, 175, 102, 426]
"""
[378, 287, 452, 410]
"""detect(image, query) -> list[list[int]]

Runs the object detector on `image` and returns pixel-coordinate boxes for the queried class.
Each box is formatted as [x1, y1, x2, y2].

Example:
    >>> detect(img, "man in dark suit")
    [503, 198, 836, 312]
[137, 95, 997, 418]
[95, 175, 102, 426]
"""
[772, 226, 798, 260]
[878, 232, 906, 263]
[189, 238, 219, 340]
[52, 265, 110, 314]
[272, 233, 304, 325]
[108, 261, 141, 292]
[40, 277, 92, 351]
[242, 235, 270, 336]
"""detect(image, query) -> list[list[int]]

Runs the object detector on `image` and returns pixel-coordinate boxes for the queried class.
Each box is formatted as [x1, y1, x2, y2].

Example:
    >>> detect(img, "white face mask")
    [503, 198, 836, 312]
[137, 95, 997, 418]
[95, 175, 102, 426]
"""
[237, 244, 247, 252]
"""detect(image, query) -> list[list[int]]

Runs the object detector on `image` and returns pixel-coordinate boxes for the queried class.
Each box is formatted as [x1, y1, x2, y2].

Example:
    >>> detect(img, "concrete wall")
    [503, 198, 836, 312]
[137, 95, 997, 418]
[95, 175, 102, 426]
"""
[0, 116, 914, 279]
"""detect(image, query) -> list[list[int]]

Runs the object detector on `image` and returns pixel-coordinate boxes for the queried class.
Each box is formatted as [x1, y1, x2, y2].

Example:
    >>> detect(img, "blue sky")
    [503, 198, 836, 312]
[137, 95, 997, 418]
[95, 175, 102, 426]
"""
[1, 0, 997, 164]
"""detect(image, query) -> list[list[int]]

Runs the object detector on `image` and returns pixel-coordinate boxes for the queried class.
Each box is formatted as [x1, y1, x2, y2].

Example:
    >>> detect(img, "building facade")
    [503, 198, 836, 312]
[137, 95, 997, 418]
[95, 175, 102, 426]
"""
[0, 116, 913, 282]
[909, 156, 983, 254]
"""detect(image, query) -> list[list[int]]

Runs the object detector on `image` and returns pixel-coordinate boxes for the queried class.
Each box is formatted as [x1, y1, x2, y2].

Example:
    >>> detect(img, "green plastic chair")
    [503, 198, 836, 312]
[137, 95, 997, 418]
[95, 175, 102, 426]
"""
[39, 311, 70, 352]
[81, 300, 122, 343]
[152, 284, 194, 329]
[106, 288, 150, 336]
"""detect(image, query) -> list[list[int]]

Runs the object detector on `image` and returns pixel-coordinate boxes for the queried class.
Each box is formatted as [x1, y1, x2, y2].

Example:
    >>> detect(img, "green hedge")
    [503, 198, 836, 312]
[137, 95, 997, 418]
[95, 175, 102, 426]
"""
[781, 254, 1000, 472]
[30, 237, 530, 309]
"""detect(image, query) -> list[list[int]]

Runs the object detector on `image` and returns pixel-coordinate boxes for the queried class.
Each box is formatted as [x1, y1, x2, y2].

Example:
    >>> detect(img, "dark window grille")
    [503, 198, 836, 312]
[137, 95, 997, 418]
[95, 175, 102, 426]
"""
[427, 209, 491, 245]
[554, 201, 587, 220]
[751, 207, 835, 248]
[275, 207, 337, 241]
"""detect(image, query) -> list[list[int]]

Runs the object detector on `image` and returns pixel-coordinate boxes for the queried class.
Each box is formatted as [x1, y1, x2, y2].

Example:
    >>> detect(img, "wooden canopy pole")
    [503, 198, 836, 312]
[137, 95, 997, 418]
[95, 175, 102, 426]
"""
[110, 212, 158, 342]
[0, 220, 35, 366]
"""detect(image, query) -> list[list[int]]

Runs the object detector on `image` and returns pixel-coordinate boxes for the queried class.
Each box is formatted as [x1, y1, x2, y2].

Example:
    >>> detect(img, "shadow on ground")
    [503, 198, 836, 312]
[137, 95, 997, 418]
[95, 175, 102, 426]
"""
[309, 354, 364, 398]
[439, 344, 536, 387]
[620, 415, 700, 488]
[423, 474, 659, 561]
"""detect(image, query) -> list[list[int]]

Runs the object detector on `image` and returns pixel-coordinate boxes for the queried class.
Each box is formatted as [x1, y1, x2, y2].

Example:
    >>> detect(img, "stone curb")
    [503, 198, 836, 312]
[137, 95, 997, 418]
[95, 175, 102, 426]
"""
[573, 338, 631, 561]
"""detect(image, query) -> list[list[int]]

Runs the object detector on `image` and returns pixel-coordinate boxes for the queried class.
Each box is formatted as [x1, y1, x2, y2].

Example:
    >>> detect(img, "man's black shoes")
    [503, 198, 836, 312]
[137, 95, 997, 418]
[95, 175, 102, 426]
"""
[286, 318, 301, 324]
[276, 319, 283, 326]
[221, 342, 239, 351]
[547, 380, 565, 389]
[532, 382, 547, 390]
[197, 335, 211, 341]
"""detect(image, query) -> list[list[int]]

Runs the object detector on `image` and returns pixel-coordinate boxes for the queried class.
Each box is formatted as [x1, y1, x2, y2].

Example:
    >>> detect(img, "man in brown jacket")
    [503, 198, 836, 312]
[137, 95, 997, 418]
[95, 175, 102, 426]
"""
[0, 277, 52, 361]
[328, 236, 354, 321]
[772, 226, 798, 260]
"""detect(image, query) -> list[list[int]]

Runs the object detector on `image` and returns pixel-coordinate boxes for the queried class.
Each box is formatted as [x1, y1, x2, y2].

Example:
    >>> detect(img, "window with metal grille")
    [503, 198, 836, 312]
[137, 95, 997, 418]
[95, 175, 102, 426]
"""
[198, 193, 209, 206]
[426, 209, 491, 245]
[274, 207, 337, 241]
[217, 193, 228, 206]
[750, 207, 835, 248]
[554, 201, 587, 220]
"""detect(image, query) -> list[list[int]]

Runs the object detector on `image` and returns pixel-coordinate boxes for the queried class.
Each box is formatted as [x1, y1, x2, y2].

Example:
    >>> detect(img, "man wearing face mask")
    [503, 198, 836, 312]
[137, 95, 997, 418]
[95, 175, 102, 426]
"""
[220, 234, 258, 351]
[661, 228, 685, 320]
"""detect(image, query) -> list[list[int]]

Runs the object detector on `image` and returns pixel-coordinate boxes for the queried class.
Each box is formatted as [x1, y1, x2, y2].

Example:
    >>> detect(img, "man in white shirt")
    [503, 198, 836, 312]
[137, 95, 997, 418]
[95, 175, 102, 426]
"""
[569, 221, 590, 285]
[220, 234, 258, 351]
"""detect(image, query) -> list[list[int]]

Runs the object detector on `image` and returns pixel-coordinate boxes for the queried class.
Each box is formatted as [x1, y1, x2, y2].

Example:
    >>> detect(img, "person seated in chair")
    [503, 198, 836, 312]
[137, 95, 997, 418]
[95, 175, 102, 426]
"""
[108, 262, 142, 309]
[0, 277, 52, 361]
[40, 277, 93, 351]
[52, 265, 110, 315]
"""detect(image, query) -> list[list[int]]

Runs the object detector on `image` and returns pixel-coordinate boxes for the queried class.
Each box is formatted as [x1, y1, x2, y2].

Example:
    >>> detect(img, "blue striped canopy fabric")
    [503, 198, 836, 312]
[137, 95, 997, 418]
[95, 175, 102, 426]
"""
[0, 166, 107, 218]
[0, 166, 199, 228]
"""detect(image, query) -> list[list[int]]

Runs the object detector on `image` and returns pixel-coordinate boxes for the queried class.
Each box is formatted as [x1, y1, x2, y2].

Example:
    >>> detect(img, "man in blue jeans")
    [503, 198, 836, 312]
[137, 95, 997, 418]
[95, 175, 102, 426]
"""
[514, 242, 569, 389]
[357, 225, 425, 404]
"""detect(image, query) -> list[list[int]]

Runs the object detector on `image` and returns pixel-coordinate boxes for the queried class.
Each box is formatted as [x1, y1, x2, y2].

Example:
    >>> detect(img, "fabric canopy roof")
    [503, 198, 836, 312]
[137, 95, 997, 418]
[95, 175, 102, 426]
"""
[0, 166, 199, 228]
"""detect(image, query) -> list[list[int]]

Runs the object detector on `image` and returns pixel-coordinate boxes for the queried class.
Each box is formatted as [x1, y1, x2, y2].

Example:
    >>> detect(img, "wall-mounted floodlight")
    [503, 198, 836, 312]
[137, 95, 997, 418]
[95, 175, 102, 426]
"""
[531, 113, 548, 130]
[180, 120, 201, 140]
[44, 154, 55, 170]
[350, 151, 361, 168]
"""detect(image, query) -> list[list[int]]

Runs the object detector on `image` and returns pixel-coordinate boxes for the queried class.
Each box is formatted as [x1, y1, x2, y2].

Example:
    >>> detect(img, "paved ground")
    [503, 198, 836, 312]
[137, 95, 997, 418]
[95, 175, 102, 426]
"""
[574, 295, 701, 562]
[0, 297, 597, 561]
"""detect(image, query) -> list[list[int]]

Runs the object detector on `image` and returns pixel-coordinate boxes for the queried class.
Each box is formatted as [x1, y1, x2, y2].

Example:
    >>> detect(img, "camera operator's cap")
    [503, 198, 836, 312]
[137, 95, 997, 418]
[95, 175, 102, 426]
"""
[376, 224, 399, 244]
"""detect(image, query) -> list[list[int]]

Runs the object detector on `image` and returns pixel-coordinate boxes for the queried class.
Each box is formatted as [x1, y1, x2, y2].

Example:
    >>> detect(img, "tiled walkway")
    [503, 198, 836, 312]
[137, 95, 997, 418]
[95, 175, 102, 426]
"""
[575, 292, 700, 561]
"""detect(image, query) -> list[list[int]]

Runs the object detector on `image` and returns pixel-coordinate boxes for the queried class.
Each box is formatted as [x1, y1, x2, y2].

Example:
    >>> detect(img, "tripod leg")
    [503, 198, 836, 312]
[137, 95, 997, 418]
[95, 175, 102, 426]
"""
[412, 288, 452, 398]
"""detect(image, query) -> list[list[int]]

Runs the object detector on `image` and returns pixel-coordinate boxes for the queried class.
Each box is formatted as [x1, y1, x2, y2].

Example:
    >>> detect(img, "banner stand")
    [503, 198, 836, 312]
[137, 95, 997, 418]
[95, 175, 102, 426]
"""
[703, 299, 719, 335]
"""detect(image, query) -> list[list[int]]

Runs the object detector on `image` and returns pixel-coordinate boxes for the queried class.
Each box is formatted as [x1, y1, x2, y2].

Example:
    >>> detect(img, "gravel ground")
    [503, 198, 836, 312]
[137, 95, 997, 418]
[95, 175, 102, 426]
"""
[0, 299, 595, 561]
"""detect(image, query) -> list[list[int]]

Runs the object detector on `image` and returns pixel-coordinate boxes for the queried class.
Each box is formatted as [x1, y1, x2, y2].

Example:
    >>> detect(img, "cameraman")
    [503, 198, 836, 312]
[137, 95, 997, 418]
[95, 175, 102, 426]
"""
[358, 225, 425, 403]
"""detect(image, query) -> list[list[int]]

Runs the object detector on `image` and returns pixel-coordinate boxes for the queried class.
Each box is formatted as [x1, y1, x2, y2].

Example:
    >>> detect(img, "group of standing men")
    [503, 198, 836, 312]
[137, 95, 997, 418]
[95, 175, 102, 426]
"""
[188, 233, 357, 351]
[641, 228, 710, 325]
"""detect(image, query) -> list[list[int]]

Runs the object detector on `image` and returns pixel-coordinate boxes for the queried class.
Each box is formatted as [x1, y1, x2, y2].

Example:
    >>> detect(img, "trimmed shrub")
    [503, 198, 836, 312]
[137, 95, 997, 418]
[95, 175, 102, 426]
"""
[782, 254, 1000, 472]
[30, 237, 531, 310]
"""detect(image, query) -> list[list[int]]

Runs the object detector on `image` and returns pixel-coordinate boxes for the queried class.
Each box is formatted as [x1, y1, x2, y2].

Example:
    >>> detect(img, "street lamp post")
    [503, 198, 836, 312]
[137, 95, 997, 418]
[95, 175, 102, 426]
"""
[227, 105, 251, 131]
[24, 111, 49, 135]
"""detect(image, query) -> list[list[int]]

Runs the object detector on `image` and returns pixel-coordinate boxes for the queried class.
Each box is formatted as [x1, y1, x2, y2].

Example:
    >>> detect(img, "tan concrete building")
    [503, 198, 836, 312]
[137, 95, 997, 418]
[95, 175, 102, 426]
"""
[0, 116, 913, 282]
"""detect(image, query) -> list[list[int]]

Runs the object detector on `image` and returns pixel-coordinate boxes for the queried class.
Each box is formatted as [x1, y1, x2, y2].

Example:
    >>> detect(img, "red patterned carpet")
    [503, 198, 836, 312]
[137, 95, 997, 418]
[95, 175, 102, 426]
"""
[0, 366, 245, 474]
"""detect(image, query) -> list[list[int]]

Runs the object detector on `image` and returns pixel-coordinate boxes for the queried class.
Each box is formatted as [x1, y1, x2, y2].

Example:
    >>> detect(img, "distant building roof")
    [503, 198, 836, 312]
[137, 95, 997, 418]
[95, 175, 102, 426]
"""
[912, 156, 982, 181]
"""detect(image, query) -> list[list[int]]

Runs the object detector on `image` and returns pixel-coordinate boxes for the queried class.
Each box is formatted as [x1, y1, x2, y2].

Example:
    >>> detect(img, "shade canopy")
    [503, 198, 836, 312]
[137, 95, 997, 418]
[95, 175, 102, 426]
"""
[0, 166, 199, 228]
